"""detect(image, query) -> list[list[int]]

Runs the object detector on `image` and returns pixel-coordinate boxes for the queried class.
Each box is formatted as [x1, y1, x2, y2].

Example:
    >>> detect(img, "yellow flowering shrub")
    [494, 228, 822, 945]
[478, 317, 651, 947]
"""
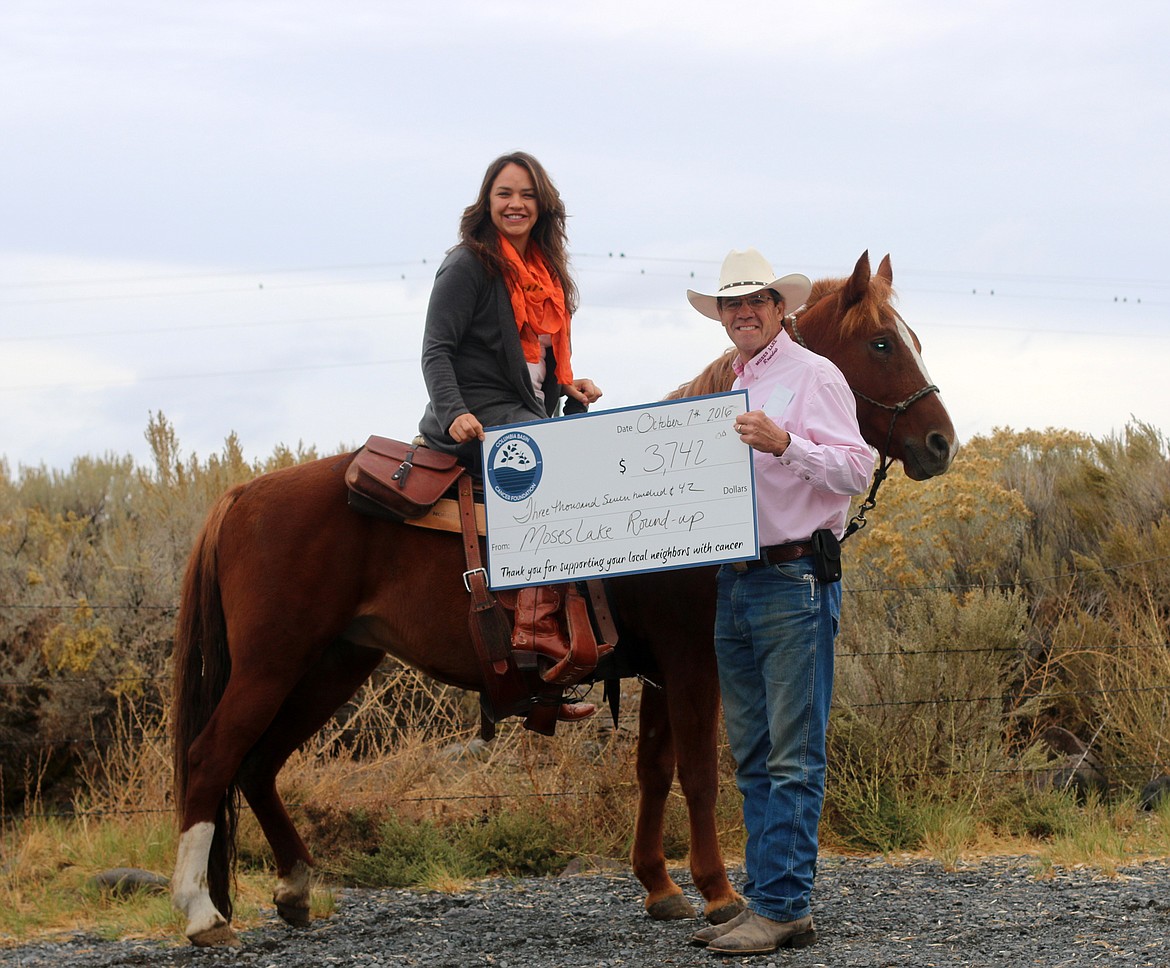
[41, 598, 116, 674]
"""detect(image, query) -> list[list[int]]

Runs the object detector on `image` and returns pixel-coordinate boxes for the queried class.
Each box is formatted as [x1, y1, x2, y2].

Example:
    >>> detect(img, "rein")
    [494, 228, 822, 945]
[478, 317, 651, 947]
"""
[785, 306, 940, 541]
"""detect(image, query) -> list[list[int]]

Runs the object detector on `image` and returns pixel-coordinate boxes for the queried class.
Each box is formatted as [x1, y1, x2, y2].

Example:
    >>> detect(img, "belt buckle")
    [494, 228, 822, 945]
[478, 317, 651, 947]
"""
[731, 560, 749, 573]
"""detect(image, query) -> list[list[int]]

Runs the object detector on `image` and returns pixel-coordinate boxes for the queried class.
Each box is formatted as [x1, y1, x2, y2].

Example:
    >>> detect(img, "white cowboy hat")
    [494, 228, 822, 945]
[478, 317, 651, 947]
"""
[686, 247, 812, 321]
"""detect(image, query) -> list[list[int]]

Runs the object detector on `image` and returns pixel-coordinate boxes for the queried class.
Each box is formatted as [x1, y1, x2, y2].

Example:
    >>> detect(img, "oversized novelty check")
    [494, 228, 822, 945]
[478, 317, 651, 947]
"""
[481, 391, 759, 589]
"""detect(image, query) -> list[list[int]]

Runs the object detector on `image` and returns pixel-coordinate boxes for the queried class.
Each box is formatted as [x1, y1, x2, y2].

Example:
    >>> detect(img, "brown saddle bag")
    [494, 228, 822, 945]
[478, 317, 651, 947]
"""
[345, 435, 464, 521]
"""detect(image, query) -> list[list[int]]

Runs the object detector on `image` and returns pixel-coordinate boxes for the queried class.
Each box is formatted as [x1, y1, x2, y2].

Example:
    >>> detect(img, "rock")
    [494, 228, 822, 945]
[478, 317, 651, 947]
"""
[91, 867, 170, 897]
[440, 737, 490, 761]
[1139, 774, 1170, 810]
[1035, 726, 1109, 801]
[12, 859, 1170, 966]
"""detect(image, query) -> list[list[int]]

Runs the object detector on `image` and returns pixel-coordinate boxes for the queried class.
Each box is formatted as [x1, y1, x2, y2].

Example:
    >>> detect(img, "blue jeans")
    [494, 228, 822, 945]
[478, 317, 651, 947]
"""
[715, 557, 839, 922]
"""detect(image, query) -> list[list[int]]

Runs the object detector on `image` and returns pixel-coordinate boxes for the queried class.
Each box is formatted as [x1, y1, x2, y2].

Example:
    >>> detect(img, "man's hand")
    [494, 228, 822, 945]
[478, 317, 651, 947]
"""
[735, 410, 791, 456]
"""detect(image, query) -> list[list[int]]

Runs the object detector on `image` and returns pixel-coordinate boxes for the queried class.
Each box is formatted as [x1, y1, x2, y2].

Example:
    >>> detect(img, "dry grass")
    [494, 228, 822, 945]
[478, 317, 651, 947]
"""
[0, 669, 715, 945]
[5, 660, 1170, 947]
[4, 422, 1170, 945]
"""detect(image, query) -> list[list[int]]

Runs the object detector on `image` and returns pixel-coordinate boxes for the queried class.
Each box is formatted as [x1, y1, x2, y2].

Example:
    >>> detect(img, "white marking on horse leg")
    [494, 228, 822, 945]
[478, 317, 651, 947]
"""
[172, 822, 228, 940]
[274, 858, 312, 909]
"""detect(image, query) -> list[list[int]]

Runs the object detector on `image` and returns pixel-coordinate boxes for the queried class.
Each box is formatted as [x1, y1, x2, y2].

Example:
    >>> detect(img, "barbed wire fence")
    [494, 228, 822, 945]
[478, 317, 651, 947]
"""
[2, 558, 1169, 823]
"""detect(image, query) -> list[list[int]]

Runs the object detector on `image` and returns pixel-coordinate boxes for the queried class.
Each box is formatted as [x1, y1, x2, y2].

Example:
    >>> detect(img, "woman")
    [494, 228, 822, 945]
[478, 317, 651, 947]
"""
[418, 151, 601, 471]
[417, 152, 603, 730]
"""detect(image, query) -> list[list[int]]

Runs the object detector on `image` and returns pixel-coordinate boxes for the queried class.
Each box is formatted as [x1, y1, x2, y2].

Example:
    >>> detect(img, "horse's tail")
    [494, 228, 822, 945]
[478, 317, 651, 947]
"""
[171, 484, 244, 922]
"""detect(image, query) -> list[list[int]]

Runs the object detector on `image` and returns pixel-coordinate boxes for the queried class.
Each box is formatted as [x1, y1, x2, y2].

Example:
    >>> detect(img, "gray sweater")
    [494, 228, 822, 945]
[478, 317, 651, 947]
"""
[418, 246, 563, 467]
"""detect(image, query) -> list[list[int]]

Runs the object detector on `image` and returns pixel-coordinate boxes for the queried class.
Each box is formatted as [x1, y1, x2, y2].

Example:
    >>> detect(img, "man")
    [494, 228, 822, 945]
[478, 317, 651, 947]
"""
[686, 248, 872, 955]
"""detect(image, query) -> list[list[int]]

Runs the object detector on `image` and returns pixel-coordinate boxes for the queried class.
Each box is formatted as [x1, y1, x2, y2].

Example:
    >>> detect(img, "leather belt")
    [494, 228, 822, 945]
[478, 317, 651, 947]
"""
[731, 540, 815, 573]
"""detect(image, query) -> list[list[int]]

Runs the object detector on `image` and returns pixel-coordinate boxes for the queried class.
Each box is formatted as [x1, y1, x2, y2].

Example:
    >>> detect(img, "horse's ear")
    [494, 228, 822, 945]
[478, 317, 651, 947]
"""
[841, 250, 872, 308]
[876, 253, 893, 284]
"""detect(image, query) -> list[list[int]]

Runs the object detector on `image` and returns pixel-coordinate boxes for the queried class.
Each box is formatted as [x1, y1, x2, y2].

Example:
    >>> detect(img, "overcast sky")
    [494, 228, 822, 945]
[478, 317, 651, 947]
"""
[2, 0, 1167, 474]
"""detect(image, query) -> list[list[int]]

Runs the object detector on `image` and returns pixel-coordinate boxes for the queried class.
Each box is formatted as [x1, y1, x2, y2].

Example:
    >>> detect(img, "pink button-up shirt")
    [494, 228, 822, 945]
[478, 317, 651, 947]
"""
[733, 332, 873, 545]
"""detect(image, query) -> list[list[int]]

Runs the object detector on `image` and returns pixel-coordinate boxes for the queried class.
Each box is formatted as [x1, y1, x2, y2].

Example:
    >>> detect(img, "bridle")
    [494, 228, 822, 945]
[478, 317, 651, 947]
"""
[785, 305, 940, 540]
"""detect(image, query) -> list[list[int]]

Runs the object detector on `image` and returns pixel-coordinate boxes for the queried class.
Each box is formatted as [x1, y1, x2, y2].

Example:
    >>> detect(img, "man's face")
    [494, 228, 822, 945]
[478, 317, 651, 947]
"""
[719, 289, 784, 361]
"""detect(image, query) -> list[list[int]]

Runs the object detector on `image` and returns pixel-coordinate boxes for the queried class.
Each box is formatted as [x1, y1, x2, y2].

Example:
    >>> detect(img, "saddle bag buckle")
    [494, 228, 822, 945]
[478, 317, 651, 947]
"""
[463, 567, 488, 594]
[390, 458, 413, 486]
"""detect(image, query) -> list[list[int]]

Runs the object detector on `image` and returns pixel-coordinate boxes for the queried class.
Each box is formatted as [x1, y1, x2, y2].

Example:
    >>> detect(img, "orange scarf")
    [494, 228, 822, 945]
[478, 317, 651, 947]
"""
[497, 234, 574, 385]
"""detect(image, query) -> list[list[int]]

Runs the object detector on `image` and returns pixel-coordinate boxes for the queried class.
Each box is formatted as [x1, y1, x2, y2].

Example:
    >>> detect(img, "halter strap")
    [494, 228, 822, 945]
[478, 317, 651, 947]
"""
[785, 306, 941, 540]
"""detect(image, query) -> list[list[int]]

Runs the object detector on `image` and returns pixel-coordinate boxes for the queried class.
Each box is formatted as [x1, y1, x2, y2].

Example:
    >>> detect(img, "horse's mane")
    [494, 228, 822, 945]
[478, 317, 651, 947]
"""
[808, 269, 895, 340]
[665, 348, 737, 399]
[668, 269, 896, 399]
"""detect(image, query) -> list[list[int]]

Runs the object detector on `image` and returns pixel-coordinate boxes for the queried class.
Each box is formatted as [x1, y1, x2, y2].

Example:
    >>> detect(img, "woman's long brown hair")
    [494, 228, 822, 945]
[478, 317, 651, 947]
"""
[456, 151, 579, 314]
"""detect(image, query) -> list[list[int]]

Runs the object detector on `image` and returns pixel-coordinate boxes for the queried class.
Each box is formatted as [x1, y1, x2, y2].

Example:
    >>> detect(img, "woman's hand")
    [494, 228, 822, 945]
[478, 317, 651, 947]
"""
[448, 412, 485, 443]
[562, 378, 602, 406]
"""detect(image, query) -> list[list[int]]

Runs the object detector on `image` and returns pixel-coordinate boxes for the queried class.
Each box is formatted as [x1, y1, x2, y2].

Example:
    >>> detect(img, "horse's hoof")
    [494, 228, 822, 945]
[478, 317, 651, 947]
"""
[276, 902, 312, 927]
[189, 923, 240, 947]
[273, 858, 312, 927]
[646, 893, 698, 920]
[704, 896, 747, 924]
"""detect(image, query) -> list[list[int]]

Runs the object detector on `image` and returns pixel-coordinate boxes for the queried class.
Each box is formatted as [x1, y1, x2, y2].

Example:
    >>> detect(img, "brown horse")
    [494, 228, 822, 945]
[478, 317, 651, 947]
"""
[170, 250, 955, 946]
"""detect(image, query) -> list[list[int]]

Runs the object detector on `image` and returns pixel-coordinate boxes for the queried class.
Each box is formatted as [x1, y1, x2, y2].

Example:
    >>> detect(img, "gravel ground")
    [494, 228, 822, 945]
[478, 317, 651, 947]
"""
[4, 856, 1170, 967]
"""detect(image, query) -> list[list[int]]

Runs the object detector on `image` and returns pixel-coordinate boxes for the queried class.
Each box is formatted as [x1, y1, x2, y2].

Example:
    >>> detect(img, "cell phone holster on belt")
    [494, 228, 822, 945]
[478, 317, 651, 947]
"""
[811, 528, 842, 583]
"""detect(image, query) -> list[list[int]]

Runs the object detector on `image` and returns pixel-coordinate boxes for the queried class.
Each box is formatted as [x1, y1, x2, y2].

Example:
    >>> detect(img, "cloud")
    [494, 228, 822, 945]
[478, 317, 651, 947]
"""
[2, 1, 1168, 471]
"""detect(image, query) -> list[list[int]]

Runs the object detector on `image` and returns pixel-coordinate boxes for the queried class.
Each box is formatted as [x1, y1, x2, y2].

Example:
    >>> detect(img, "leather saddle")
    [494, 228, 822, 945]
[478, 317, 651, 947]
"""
[345, 436, 617, 736]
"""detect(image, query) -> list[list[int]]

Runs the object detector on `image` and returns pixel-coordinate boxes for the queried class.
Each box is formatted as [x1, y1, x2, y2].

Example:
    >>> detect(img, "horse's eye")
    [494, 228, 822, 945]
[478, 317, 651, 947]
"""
[872, 338, 891, 354]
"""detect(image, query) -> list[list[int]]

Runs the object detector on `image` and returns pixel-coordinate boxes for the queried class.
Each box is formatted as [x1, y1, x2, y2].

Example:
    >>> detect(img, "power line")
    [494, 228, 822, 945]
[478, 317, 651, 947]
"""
[0, 274, 419, 308]
[1, 289, 1165, 364]
[574, 252, 1170, 290]
[1, 251, 1166, 309]
[0, 260, 431, 291]
[1, 254, 1165, 397]
[0, 311, 413, 344]
[0, 356, 420, 393]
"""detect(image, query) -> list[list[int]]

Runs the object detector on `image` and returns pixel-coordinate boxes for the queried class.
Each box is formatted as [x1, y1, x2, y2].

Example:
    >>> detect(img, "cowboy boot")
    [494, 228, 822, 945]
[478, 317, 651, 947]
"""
[691, 909, 752, 947]
[523, 700, 598, 736]
[540, 584, 609, 685]
[511, 585, 568, 655]
[704, 911, 817, 955]
[557, 701, 596, 722]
